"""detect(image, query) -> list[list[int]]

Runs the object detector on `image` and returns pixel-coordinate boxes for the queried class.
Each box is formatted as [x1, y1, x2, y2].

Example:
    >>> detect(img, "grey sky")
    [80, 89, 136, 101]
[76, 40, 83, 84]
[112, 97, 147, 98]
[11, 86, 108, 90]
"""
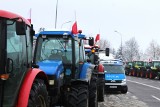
[1, 0, 160, 51]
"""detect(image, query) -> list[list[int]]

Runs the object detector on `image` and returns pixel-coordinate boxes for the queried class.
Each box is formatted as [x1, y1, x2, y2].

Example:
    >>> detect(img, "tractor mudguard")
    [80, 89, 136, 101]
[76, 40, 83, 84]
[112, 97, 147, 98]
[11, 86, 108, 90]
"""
[71, 79, 89, 86]
[16, 68, 48, 107]
[79, 63, 95, 83]
[37, 60, 64, 76]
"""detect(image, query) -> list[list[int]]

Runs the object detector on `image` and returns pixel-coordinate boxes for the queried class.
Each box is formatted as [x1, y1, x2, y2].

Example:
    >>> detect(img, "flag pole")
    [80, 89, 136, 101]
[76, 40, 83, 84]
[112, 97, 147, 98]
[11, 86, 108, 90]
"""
[30, 8, 32, 23]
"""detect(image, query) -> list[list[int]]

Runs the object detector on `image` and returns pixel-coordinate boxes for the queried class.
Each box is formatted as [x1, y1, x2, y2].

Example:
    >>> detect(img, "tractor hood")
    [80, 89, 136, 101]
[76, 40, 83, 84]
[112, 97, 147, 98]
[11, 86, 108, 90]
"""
[37, 60, 64, 75]
[105, 73, 125, 80]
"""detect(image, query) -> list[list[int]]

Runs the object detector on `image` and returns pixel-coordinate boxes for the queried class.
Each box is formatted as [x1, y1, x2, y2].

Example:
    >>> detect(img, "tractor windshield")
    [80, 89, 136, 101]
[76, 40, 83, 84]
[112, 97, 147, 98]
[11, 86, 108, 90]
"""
[153, 61, 160, 68]
[35, 36, 72, 64]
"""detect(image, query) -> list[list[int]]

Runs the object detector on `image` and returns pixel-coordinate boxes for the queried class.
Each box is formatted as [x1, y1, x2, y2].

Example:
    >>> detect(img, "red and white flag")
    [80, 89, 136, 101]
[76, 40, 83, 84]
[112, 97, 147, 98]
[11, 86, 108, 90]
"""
[72, 21, 78, 34]
[95, 34, 100, 42]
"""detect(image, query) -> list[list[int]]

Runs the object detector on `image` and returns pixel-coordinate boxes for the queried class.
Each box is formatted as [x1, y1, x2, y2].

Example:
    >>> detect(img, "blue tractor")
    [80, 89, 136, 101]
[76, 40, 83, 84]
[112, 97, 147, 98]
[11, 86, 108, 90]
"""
[33, 30, 98, 107]
[84, 38, 105, 102]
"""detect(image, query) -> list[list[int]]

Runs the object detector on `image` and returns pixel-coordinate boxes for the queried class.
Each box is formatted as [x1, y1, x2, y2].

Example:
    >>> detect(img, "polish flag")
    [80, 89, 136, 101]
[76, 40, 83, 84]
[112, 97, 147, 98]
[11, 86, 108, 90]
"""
[72, 21, 78, 34]
[95, 34, 100, 42]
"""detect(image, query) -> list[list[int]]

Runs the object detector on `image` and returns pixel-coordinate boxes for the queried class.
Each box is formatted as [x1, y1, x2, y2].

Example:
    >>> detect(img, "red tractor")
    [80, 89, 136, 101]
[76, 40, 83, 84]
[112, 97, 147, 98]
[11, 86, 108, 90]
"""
[0, 10, 49, 107]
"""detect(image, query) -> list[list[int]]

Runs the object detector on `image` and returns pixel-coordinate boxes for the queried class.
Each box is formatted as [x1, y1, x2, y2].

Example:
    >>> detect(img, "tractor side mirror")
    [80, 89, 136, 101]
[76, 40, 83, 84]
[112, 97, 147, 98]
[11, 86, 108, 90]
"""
[105, 48, 109, 56]
[16, 21, 26, 35]
[89, 37, 94, 46]
[30, 24, 35, 36]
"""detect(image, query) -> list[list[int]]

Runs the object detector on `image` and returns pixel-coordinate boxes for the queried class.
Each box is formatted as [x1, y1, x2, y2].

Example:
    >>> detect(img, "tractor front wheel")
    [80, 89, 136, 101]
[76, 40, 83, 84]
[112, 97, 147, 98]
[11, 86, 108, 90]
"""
[28, 79, 49, 107]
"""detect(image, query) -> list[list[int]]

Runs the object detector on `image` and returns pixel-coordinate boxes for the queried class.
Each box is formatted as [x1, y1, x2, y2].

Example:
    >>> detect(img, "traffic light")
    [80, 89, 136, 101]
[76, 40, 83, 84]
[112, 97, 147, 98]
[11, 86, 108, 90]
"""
[105, 48, 109, 56]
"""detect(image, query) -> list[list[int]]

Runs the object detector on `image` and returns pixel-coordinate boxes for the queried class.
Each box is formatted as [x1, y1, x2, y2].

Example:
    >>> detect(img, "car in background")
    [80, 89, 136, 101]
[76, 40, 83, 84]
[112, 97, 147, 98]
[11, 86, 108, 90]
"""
[100, 59, 128, 94]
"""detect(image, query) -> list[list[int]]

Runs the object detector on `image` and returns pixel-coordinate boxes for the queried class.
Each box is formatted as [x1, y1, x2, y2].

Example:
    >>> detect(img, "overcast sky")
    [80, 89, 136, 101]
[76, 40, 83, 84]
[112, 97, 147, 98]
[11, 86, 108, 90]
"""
[1, 0, 160, 51]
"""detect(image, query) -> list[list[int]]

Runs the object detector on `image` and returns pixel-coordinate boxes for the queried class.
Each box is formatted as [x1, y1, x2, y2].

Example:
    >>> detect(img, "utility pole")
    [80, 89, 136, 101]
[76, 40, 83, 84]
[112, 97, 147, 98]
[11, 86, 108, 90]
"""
[55, 0, 58, 29]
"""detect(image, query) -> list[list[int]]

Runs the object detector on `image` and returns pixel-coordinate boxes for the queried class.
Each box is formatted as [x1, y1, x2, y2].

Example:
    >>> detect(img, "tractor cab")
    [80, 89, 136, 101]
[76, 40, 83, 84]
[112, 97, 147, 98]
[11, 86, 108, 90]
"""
[33, 30, 86, 79]
[0, 10, 36, 106]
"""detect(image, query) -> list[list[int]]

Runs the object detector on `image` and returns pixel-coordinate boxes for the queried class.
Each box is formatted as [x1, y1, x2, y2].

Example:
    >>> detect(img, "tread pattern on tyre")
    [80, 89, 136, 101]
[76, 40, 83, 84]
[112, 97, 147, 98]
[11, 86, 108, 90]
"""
[67, 84, 88, 107]
[28, 79, 49, 107]
[97, 78, 104, 102]
[89, 76, 98, 107]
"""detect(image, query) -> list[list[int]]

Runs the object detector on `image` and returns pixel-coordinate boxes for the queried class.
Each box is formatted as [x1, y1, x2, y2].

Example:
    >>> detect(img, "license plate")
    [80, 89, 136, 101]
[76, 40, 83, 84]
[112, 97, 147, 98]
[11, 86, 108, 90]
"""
[109, 86, 117, 88]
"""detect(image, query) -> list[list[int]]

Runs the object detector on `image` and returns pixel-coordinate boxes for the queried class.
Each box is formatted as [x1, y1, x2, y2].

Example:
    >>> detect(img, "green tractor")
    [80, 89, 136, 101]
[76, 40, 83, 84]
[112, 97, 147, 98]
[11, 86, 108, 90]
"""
[146, 60, 160, 79]
[131, 61, 144, 77]
[124, 61, 133, 75]
[139, 61, 151, 78]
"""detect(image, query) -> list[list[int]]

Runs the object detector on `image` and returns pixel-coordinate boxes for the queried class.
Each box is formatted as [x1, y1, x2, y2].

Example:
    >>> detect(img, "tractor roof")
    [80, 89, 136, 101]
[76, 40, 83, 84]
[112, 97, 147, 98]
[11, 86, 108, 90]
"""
[35, 30, 86, 39]
[0, 10, 31, 26]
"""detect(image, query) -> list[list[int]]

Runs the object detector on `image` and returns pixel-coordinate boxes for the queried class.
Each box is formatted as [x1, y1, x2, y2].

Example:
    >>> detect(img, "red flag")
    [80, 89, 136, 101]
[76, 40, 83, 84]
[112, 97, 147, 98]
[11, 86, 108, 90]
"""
[95, 34, 100, 42]
[72, 21, 78, 34]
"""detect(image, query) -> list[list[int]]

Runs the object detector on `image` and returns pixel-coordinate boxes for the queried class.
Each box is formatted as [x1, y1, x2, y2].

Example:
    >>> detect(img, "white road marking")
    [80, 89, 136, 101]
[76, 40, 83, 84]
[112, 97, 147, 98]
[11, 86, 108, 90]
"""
[151, 95, 160, 102]
[127, 79, 160, 90]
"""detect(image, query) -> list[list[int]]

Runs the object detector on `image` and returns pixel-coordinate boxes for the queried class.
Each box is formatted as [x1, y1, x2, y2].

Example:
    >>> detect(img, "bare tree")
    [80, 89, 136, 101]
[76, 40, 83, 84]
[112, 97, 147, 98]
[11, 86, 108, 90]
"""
[145, 40, 160, 60]
[38, 27, 45, 32]
[122, 37, 140, 61]
[98, 39, 110, 50]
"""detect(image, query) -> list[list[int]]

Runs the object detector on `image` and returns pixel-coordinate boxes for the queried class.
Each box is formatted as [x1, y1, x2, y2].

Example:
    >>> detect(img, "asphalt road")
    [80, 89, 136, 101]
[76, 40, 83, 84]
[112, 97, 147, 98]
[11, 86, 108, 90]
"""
[127, 76, 160, 107]
[98, 76, 160, 107]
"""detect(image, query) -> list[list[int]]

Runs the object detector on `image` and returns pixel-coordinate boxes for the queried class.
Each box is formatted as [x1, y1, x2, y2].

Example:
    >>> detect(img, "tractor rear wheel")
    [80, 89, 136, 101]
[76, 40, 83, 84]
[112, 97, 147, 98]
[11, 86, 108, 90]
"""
[66, 84, 88, 107]
[89, 76, 98, 107]
[28, 79, 49, 107]
[140, 71, 145, 77]
[97, 78, 104, 102]
[149, 72, 156, 79]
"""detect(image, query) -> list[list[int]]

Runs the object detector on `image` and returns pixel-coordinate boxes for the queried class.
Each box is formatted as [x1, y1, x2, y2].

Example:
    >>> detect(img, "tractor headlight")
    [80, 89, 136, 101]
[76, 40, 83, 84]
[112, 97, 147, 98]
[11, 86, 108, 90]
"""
[49, 80, 54, 85]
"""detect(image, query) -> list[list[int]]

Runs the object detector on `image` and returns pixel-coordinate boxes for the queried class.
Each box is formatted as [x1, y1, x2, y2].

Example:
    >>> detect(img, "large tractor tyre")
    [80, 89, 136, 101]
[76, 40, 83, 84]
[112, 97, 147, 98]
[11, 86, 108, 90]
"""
[132, 71, 137, 76]
[89, 76, 98, 107]
[140, 71, 145, 78]
[145, 72, 149, 78]
[136, 72, 140, 77]
[149, 72, 156, 79]
[97, 79, 104, 102]
[128, 71, 132, 76]
[28, 79, 49, 107]
[66, 84, 88, 107]
[121, 86, 128, 94]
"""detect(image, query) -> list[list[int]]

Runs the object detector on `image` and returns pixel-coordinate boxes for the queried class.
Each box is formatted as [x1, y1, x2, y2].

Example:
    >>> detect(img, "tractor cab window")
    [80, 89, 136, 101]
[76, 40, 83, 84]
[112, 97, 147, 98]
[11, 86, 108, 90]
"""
[75, 40, 85, 63]
[7, 20, 26, 74]
[79, 40, 85, 62]
[35, 36, 72, 65]
[75, 41, 80, 64]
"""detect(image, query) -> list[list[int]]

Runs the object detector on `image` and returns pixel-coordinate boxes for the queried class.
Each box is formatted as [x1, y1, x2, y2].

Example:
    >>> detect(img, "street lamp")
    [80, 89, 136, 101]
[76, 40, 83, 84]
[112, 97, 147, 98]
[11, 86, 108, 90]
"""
[114, 30, 123, 57]
[61, 21, 72, 28]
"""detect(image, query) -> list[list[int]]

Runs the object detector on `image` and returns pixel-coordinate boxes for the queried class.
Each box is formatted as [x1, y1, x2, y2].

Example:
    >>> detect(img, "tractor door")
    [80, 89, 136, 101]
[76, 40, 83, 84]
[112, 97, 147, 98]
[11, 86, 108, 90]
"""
[2, 20, 31, 106]
[74, 39, 87, 78]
